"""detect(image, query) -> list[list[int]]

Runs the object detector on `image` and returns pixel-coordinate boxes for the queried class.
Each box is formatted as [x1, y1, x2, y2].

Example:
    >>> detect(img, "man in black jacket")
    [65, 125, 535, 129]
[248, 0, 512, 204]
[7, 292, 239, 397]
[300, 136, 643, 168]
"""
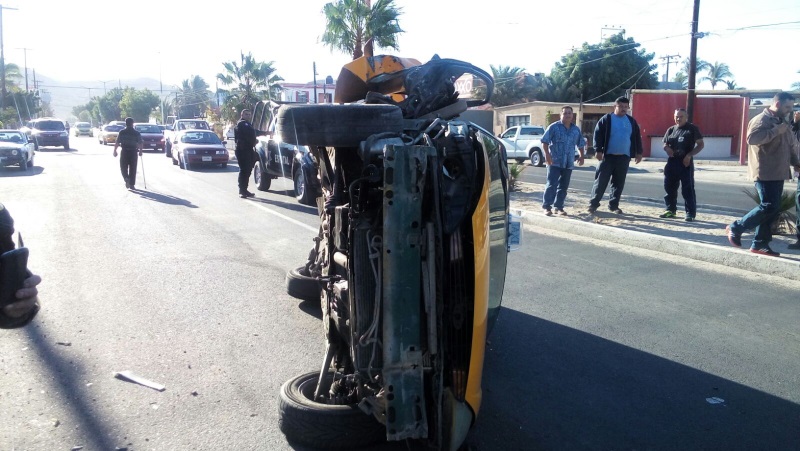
[234, 109, 257, 198]
[0, 203, 41, 329]
[588, 97, 643, 214]
[113, 117, 143, 190]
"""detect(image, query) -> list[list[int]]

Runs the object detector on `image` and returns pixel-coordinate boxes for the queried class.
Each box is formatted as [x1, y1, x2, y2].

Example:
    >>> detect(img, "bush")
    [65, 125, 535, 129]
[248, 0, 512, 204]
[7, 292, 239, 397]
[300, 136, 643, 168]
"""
[742, 187, 797, 235]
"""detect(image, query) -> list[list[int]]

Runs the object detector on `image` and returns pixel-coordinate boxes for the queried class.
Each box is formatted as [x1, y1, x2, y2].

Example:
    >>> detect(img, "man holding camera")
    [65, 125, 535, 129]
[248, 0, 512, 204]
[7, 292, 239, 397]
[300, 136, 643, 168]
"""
[0, 203, 41, 329]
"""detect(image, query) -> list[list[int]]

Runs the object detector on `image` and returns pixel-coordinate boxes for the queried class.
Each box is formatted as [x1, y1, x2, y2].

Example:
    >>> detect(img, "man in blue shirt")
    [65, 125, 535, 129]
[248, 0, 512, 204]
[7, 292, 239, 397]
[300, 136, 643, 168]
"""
[588, 97, 643, 214]
[540, 106, 586, 215]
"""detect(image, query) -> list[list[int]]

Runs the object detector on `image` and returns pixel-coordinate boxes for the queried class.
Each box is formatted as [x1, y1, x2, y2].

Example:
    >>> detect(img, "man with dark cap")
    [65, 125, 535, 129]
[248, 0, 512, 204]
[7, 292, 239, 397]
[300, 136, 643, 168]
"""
[113, 117, 143, 190]
[0, 203, 41, 329]
[234, 109, 257, 198]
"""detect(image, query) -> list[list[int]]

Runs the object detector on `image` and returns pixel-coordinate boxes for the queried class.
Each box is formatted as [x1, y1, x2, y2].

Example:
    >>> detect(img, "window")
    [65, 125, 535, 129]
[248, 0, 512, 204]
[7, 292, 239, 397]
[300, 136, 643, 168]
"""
[500, 128, 518, 139]
[506, 115, 530, 128]
[520, 127, 544, 136]
[297, 91, 309, 103]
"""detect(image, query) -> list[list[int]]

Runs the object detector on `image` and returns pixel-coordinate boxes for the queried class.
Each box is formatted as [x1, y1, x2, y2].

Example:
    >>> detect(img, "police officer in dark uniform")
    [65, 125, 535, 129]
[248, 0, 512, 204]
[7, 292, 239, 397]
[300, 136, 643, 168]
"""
[234, 109, 257, 198]
[0, 203, 41, 329]
[113, 117, 143, 190]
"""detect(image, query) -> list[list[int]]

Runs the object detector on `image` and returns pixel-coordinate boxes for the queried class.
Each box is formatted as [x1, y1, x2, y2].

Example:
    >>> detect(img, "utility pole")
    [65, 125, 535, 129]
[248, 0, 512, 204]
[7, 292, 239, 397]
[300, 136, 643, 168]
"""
[686, 0, 701, 122]
[0, 4, 19, 110]
[15, 47, 31, 91]
[313, 62, 318, 104]
[660, 54, 681, 83]
[99, 79, 112, 95]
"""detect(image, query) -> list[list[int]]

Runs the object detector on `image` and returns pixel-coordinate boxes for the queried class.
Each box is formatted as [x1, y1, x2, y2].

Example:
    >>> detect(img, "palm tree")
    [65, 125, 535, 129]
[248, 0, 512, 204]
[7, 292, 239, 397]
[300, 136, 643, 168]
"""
[474, 65, 538, 107]
[4, 63, 23, 91]
[177, 75, 210, 119]
[701, 61, 733, 89]
[672, 71, 688, 89]
[217, 52, 282, 123]
[321, 0, 403, 59]
[681, 58, 710, 76]
[725, 80, 744, 90]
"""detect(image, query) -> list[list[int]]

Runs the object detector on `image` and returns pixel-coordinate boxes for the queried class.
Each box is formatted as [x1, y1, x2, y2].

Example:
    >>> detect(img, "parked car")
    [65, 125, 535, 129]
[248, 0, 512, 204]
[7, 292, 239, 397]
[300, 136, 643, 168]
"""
[164, 119, 211, 158]
[98, 124, 124, 145]
[0, 130, 35, 170]
[251, 100, 321, 205]
[73, 122, 93, 137]
[25, 117, 70, 150]
[170, 130, 228, 169]
[134, 123, 165, 151]
[498, 125, 545, 165]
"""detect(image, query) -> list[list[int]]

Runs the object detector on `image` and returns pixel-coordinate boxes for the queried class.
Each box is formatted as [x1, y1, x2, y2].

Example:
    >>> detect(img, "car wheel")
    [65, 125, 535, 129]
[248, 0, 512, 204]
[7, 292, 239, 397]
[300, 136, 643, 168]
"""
[254, 161, 271, 191]
[19, 154, 28, 171]
[293, 167, 314, 205]
[285, 266, 321, 302]
[171, 153, 178, 165]
[530, 149, 544, 167]
[278, 104, 403, 147]
[220, 163, 227, 168]
[64, 141, 69, 150]
[279, 371, 385, 450]
[178, 153, 186, 169]
[165, 142, 172, 158]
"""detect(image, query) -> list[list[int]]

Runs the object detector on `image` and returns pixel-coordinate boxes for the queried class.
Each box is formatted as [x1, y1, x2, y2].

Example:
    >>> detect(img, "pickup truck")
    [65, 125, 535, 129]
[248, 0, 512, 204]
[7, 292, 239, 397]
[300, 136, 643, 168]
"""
[498, 125, 546, 166]
[249, 100, 321, 206]
[164, 119, 211, 158]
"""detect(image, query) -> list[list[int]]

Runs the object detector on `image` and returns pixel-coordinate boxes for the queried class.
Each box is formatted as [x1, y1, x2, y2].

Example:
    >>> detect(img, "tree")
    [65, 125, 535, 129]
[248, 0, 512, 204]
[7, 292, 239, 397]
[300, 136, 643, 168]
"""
[98, 88, 124, 123]
[725, 80, 745, 90]
[217, 52, 282, 123]
[547, 33, 659, 103]
[473, 65, 539, 107]
[321, 0, 403, 59]
[701, 61, 733, 89]
[120, 88, 160, 122]
[177, 75, 210, 119]
[672, 71, 688, 89]
[681, 58, 710, 77]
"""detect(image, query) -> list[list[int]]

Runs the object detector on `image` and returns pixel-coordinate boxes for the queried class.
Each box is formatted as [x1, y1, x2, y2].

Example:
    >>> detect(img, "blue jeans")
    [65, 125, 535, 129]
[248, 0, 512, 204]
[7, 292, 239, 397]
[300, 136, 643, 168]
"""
[542, 165, 573, 210]
[731, 180, 784, 247]
[795, 178, 800, 240]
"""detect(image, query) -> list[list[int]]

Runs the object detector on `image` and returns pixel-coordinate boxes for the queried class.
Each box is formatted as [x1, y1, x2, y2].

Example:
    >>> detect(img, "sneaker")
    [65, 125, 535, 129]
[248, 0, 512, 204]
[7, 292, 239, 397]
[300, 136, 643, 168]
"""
[725, 225, 742, 248]
[588, 206, 598, 214]
[542, 208, 553, 216]
[125, 182, 130, 189]
[788, 240, 800, 250]
[659, 210, 676, 218]
[555, 209, 568, 216]
[684, 216, 695, 222]
[750, 246, 780, 257]
[129, 185, 135, 190]
[610, 208, 624, 214]
[239, 190, 255, 198]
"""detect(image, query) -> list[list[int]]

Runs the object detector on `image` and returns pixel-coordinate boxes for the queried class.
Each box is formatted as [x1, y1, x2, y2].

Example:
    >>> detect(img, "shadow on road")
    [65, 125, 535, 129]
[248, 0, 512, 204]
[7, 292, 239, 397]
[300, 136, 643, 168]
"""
[0, 166, 44, 176]
[468, 307, 800, 450]
[21, 324, 121, 450]
[132, 189, 198, 208]
[248, 196, 317, 215]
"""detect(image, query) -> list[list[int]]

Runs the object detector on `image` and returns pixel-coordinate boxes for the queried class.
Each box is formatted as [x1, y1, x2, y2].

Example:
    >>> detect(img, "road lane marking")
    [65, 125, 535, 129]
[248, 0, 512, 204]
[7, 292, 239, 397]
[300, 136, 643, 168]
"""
[247, 201, 317, 233]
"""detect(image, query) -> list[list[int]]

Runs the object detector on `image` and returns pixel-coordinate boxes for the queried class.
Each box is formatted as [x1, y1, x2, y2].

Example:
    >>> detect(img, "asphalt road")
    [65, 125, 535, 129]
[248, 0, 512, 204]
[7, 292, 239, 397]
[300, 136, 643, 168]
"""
[1, 138, 798, 450]
[518, 162, 756, 212]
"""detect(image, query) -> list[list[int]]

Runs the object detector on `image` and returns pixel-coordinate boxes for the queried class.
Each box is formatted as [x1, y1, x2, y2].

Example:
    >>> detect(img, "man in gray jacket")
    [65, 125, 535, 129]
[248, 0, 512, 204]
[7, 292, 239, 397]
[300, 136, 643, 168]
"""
[726, 92, 800, 256]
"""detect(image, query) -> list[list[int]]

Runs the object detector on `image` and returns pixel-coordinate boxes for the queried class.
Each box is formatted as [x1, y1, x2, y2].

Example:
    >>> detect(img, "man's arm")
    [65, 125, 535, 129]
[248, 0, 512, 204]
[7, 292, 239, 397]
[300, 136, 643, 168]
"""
[747, 116, 789, 145]
[593, 116, 606, 160]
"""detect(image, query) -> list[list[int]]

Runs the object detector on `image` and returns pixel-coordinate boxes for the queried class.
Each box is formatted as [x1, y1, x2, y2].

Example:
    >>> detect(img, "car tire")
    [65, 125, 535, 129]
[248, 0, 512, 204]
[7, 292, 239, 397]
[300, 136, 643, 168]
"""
[179, 153, 186, 169]
[64, 141, 69, 150]
[279, 371, 385, 450]
[278, 104, 403, 147]
[285, 266, 321, 302]
[293, 167, 314, 205]
[530, 149, 544, 167]
[254, 161, 271, 191]
[19, 155, 28, 171]
[165, 142, 172, 158]
[171, 154, 178, 166]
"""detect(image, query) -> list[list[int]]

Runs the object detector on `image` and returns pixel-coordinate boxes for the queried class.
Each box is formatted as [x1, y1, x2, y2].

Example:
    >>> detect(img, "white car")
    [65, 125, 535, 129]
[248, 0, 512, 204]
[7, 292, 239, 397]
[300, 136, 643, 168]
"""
[498, 125, 546, 166]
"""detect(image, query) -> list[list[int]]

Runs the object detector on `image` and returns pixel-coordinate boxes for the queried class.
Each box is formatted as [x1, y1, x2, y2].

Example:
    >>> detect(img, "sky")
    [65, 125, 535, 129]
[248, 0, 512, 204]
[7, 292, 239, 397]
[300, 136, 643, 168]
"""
[3, 0, 799, 107]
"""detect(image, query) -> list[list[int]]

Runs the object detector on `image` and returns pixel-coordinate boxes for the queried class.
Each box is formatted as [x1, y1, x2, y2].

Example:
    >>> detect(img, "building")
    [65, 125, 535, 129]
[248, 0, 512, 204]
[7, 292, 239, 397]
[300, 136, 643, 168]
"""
[493, 101, 615, 149]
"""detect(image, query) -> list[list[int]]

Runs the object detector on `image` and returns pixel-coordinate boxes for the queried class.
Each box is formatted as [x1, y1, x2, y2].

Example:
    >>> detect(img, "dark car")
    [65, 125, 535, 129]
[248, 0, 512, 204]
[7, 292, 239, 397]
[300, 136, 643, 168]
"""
[134, 123, 165, 151]
[171, 130, 229, 169]
[0, 130, 35, 170]
[29, 118, 70, 150]
[251, 100, 321, 205]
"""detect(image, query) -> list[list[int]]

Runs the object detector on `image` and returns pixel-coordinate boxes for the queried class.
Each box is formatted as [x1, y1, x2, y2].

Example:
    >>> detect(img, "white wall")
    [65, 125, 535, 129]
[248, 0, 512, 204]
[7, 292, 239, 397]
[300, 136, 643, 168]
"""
[649, 136, 732, 159]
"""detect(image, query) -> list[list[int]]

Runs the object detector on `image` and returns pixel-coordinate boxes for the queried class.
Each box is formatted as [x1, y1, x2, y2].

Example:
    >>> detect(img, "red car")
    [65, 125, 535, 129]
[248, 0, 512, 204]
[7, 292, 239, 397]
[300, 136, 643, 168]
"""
[170, 130, 229, 169]
[134, 123, 165, 151]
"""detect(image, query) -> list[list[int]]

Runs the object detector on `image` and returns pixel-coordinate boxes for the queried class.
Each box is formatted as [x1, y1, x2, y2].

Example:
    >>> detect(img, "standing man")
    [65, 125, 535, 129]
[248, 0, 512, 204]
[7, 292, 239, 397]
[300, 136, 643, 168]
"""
[726, 92, 800, 256]
[660, 108, 705, 221]
[788, 110, 800, 250]
[113, 117, 143, 190]
[588, 96, 643, 214]
[540, 105, 586, 216]
[234, 109, 257, 199]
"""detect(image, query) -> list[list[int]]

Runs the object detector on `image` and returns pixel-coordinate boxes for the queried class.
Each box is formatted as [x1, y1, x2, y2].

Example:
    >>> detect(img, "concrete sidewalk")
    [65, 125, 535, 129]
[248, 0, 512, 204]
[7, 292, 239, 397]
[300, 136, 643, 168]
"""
[510, 159, 800, 282]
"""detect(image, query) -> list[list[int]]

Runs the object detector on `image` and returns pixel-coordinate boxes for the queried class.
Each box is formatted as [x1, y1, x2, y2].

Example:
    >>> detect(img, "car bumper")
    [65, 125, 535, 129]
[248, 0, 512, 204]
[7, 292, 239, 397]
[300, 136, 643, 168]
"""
[75, 130, 93, 136]
[185, 154, 229, 165]
[0, 155, 24, 166]
[34, 136, 68, 146]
